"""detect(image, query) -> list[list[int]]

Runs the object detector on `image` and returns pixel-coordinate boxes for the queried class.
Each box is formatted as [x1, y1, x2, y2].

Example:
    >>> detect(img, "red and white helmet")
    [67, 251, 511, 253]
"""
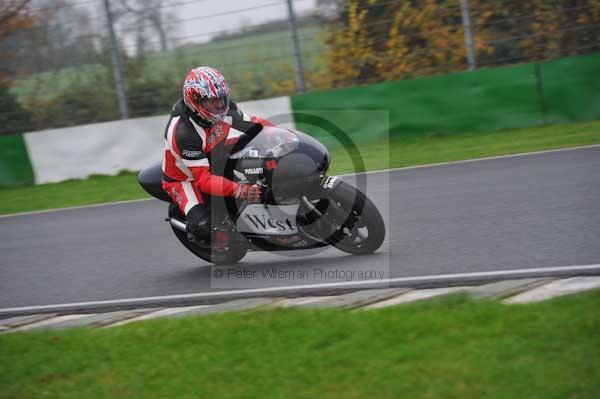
[182, 66, 230, 124]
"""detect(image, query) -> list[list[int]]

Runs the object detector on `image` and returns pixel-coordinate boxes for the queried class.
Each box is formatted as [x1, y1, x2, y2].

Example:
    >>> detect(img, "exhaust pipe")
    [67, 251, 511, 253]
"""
[168, 217, 187, 232]
[168, 217, 226, 249]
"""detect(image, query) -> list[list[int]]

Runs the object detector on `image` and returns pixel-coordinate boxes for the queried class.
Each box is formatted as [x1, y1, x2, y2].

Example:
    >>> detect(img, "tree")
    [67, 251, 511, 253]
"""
[0, 0, 33, 77]
[317, 0, 495, 88]
[113, 0, 177, 53]
[0, 0, 30, 31]
[317, 0, 600, 88]
[1, 0, 99, 76]
[0, 81, 31, 135]
[0, 1, 33, 133]
[478, 0, 600, 65]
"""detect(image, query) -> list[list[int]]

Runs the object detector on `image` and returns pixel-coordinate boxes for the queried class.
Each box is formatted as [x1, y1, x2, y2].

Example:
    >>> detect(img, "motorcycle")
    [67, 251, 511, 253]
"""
[137, 126, 385, 265]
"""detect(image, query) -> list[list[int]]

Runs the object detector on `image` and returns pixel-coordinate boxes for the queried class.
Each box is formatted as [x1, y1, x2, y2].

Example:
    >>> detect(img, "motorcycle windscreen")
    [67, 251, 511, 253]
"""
[229, 126, 299, 160]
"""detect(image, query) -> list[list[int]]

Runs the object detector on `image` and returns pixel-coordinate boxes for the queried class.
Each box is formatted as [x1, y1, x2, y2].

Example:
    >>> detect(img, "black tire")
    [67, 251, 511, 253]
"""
[168, 204, 248, 265]
[326, 181, 385, 255]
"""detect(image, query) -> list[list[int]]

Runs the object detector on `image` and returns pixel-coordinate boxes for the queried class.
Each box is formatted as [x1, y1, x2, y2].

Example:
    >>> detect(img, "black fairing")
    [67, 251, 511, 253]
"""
[230, 130, 330, 201]
[137, 161, 172, 202]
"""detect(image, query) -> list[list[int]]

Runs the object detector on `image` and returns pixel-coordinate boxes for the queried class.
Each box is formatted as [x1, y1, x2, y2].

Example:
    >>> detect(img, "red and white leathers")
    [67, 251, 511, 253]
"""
[162, 98, 272, 215]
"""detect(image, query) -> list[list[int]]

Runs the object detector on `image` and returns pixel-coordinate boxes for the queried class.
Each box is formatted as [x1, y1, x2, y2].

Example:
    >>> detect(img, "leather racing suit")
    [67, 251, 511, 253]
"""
[161, 98, 271, 236]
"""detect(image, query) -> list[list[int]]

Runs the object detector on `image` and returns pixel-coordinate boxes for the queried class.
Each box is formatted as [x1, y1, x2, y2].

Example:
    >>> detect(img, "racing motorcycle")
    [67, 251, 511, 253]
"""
[138, 126, 385, 265]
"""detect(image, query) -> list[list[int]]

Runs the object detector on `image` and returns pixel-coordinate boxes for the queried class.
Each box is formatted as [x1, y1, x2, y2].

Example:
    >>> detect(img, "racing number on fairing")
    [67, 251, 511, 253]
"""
[266, 160, 277, 170]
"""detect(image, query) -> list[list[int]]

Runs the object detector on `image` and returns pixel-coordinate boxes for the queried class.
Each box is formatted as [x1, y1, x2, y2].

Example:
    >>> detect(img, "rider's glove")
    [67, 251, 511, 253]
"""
[233, 183, 262, 204]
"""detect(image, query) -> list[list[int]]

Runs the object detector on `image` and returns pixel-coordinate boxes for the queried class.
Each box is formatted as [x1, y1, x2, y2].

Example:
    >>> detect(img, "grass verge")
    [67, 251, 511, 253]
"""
[1, 120, 599, 215]
[1, 292, 599, 398]
[329, 119, 600, 174]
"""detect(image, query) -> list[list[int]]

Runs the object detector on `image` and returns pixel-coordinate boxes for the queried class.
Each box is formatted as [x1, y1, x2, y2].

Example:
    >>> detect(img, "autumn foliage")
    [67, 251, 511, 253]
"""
[2, 0, 600, 133]
[314, 0, 600, 89]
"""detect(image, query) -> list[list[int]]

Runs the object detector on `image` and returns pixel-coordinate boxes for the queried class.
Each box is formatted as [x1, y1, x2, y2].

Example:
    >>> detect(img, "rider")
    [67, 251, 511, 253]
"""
[162, 66, 271, 248]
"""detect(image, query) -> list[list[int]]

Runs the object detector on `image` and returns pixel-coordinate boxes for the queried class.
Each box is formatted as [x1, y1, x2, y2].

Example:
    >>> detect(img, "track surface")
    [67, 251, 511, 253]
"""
[1, 147, 600, 308]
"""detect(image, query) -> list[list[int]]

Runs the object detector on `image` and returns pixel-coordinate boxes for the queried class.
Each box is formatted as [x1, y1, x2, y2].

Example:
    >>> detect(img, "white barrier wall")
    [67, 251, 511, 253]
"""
[24, 96, 293, 184]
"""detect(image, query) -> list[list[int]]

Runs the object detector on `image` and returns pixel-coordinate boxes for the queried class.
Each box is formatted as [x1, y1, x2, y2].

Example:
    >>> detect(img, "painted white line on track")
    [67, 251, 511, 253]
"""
[0, 198, 154, 219]
[2, 264, 599, 315]
[342, 143, 600, 176]
[504, 276, 600, 304]
[105, 305, 209, 328]
[364, 287, 469, 309]
[10, 314, 92, 332]
[1, 144, 598, 219]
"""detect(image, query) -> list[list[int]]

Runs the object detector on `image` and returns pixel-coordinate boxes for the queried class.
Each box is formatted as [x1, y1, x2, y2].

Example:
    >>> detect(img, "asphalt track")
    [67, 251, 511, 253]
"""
[1, 146, 600, 308]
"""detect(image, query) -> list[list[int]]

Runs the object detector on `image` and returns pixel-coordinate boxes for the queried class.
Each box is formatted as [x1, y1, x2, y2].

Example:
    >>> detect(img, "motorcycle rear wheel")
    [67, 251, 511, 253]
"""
[168, 204, 248, 266]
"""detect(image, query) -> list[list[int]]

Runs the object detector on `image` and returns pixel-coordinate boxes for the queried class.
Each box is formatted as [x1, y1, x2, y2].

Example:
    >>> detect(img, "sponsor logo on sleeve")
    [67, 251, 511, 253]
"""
[182, 149, 204, 158]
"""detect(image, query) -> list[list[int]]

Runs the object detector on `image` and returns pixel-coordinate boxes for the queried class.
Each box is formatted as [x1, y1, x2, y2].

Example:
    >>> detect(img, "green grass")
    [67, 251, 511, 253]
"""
[1, 120, 599, 215]
[328, 119, 600, 174]
[154, 26, 325, 73]
[1, 292, 599, 399]
[0, 172, 149, 215]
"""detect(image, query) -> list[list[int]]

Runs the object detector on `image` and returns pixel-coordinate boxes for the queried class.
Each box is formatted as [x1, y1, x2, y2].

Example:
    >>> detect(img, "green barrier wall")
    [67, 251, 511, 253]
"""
[540, 54, 600, 123]
[291, 53, 600, 141]
[0, 53, 597, 188]
[0, 134, 34, 187]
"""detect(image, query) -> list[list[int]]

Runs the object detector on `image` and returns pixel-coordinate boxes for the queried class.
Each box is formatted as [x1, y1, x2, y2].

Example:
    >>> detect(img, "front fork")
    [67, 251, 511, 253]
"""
[297, 175, 358, 245]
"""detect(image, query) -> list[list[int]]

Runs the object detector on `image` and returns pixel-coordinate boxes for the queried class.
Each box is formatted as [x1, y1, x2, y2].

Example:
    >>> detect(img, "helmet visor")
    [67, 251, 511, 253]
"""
[200, 96, 229, 114]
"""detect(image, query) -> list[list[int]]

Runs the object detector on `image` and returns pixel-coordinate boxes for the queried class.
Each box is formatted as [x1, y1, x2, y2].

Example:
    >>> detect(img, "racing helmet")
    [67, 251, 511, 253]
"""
[182, 66, 230, 124]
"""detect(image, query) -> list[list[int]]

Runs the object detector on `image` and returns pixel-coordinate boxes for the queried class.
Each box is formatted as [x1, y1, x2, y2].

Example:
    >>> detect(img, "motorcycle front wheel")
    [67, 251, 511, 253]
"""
[325, 182, 386, 255]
